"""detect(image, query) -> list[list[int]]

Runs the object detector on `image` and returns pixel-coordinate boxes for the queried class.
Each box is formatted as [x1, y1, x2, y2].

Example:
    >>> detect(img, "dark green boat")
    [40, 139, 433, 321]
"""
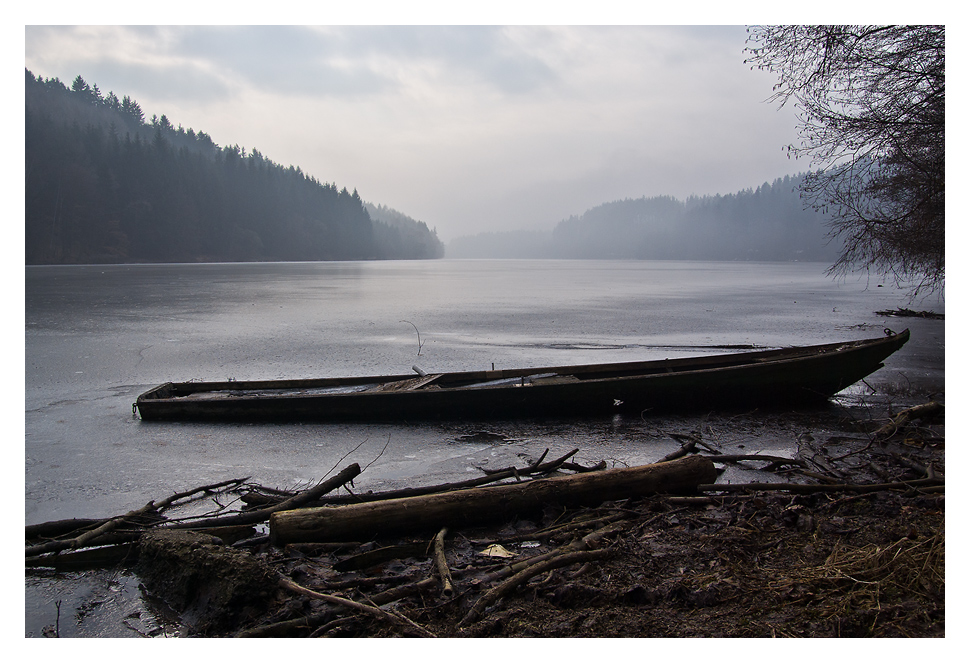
[134, 329, 909, 422]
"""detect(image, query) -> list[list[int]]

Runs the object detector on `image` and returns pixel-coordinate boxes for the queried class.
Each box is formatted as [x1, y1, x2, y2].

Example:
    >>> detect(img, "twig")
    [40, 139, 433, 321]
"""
[362, 434, 392, 472]
[659, 439, 696, 463]
[497, 511, 628, 543]
[432, 527, 455, 597]
[311, 449, 588, 506]
[669, 432, 721, 454]
[458, 548, 611, 627]
[235, 612, 335, 638]
[561, 460, 608, 473]
[326, 440, 369, 480]
[479, 447, 565, 475]
[367, 577, 439, 606]
[891, 452, 940, 480]
[71, 502, 158, 549]
[168, 463, 361, 530]
[699, 476, 943, 494]
[313, 572, 421, 592]
[25, 477, 251, 556]
[401, 320, 425, 356]
[26, 467, 360, 558]
[309, 616, 358, 638]
[279, 577, 435, 637]
[874, 402, 944, 440]
[476, 521, 625, 586]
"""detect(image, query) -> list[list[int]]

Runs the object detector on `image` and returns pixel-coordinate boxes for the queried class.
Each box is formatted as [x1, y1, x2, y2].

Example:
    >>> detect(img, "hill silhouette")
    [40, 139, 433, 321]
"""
[448, 175, 842, 262]
[25, 69, 443, 264]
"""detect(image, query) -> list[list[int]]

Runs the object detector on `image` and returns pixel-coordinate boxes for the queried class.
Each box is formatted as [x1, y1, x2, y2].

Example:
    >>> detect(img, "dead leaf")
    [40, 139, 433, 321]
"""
[480, 544, 516, 558]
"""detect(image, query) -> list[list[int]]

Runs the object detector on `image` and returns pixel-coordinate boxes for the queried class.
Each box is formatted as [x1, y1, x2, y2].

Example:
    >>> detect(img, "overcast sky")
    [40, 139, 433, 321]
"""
[25, 24, 811, 241]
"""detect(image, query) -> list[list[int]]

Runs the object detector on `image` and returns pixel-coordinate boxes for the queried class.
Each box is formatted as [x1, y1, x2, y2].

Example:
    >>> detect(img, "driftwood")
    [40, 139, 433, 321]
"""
[270, 456, 716, 545]
[26, 518, 105, 540]
[323, 519, 628, 617]
[474, 521, 626, 587]
[243, 448, 592, 508]
[24, 425, 944, 637]
[257, 519, 627, 636]
[875, 307, 944, 320]
[25, 477, 250, 557]
[432, 527, 455, 597]
[874, 402, 944, 440]
[169, 464, 362, 530]
[279, 576, 435, 637]
[26, 467, 360, 560]
[493, 511, 629, 544]
[459, 548, 612, 627]
[25, 543, 138, 570]
[236, 612, 336, 638]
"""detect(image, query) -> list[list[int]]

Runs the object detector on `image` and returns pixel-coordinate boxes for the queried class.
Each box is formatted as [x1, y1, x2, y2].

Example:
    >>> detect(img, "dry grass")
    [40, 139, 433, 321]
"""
[820, 531, 944, 597]
[757, 525, 945, 635]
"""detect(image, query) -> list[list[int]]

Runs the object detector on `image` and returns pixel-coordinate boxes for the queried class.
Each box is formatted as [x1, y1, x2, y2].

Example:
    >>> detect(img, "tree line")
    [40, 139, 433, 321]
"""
[25, 69, 443, 264]
[447, 175, 842, 261]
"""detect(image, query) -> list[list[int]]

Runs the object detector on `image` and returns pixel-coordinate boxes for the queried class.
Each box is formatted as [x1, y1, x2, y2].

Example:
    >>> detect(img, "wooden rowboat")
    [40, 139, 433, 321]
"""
[134, 329, 909, 422]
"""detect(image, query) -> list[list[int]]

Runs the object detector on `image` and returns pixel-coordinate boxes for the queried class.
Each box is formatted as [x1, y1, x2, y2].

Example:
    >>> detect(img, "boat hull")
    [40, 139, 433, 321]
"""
[134, 330, 909, 422]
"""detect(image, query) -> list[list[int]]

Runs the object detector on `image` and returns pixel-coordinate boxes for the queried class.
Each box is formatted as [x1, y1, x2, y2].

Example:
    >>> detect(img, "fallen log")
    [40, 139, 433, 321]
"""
[26, 543, 138, 570]
[26, 518, 105, 541]
[269, 455, 716, 545]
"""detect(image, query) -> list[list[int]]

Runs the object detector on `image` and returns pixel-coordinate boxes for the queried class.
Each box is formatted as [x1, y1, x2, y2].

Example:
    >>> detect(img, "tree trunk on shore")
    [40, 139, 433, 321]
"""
[270, 455, 716, 545]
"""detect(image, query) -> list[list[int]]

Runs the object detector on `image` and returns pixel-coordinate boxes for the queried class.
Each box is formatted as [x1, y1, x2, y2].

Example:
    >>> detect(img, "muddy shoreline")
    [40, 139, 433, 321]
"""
[30, 385, 943, 638]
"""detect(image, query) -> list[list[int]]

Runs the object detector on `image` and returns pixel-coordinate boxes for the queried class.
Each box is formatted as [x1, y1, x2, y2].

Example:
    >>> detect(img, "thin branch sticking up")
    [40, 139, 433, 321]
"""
[401, 320, 424, 356]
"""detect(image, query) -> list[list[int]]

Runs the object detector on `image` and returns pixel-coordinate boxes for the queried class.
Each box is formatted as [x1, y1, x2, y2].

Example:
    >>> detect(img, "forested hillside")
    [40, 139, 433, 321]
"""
[364, 203, 445, 259]
[448, 176, 842, 261]
[25, 69, 443, 264]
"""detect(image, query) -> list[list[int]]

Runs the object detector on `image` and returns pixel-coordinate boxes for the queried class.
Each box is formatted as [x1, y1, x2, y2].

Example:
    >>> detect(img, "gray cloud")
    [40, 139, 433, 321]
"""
[362, 26, 559, 94]
[170, 26, 395, 97]
[100, 26, 562, 100]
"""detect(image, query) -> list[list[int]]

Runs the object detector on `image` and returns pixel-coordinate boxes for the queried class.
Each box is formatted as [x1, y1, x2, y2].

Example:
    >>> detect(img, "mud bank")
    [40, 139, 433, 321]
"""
[34, 395, 941, 638]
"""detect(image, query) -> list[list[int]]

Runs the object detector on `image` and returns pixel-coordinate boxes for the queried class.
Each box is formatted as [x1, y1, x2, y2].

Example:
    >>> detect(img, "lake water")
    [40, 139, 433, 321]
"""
[24, 259, 944, 636]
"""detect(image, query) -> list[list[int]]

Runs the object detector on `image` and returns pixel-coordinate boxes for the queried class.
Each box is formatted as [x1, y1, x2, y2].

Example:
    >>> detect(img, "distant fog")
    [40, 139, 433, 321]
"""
[446, 174, 841, 262]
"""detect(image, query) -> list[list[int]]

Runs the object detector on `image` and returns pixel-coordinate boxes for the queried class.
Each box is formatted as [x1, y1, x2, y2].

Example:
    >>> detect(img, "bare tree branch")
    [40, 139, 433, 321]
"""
[746, 25, 944, 295]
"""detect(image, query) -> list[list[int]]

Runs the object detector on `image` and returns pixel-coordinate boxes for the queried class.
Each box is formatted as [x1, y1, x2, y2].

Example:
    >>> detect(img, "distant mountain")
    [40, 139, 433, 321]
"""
[25, 69, 443, 264]
[447, 175, 842, 262]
